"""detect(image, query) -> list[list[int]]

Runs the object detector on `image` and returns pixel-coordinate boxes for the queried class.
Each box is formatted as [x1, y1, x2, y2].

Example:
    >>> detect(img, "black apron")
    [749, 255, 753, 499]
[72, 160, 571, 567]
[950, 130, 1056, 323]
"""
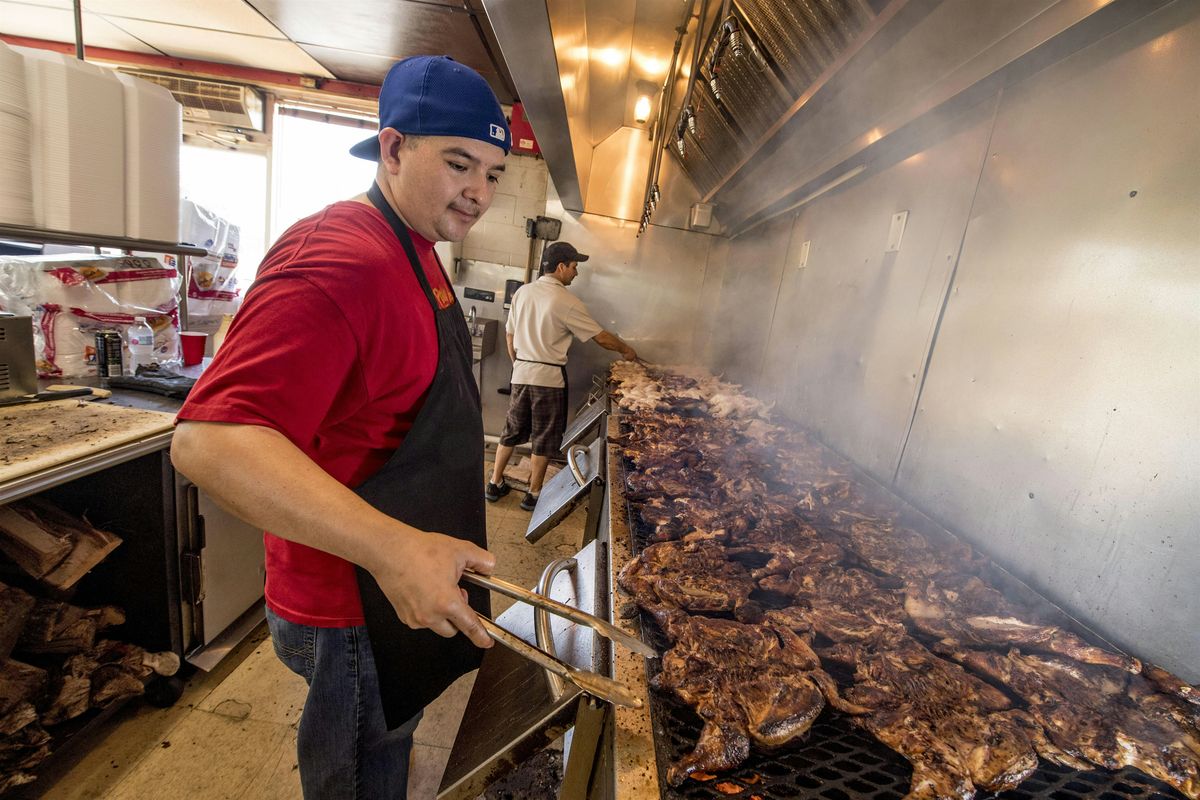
[353, 182, 490, 730]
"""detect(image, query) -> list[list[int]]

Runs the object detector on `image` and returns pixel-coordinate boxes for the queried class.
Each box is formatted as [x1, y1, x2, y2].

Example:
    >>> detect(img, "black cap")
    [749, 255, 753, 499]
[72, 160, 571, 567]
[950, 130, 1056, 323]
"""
[540, 241, 589, 273]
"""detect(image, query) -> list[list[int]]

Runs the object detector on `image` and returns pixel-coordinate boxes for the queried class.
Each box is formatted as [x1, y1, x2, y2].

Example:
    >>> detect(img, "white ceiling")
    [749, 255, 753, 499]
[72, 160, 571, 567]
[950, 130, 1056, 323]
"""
[0, 0, 516, 99]
[0, 0, 330, 74]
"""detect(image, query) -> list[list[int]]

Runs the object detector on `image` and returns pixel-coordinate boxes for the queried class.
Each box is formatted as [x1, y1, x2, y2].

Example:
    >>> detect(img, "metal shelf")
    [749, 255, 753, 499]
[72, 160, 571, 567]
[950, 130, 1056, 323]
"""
[0, 222, 206, 257]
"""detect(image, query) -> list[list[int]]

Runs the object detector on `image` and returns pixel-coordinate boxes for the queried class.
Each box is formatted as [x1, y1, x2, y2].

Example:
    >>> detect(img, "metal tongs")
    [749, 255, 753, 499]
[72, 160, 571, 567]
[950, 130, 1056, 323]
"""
[462, 569, 651, 709]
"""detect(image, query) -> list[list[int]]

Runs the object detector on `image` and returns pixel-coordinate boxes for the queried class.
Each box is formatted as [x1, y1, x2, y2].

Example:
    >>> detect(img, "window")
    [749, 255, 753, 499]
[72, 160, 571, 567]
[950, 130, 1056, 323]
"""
[270, 108, 378, 241]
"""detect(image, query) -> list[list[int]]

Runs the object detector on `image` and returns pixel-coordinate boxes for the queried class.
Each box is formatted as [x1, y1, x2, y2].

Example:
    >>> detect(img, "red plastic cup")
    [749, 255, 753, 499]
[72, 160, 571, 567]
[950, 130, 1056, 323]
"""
[180, 331, 207, 366]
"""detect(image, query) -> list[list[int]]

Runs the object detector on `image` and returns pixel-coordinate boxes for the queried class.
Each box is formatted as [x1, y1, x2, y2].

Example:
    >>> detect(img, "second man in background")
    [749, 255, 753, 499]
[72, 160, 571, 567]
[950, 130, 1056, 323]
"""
[486, 241, 637, 510]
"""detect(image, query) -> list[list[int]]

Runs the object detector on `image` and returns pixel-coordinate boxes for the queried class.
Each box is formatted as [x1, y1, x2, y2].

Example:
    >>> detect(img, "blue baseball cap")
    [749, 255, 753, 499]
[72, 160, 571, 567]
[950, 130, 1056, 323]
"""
[350, 55, 512, 160]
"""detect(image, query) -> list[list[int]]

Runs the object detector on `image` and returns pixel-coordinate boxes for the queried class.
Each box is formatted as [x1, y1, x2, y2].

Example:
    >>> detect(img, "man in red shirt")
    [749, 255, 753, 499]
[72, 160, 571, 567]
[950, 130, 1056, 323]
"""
[171, 56, 509, 799]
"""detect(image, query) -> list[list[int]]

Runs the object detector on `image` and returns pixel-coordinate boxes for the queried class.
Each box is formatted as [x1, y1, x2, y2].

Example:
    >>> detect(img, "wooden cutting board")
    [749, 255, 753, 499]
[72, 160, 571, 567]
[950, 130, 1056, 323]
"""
[0, 399, 175, 485]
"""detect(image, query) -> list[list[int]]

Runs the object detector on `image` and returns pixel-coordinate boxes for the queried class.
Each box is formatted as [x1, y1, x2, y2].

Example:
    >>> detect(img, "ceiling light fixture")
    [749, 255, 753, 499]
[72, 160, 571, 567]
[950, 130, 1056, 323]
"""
[633, 79, 658, 126]
[634, 94, 652, 124]
[595, 47, 624, 67]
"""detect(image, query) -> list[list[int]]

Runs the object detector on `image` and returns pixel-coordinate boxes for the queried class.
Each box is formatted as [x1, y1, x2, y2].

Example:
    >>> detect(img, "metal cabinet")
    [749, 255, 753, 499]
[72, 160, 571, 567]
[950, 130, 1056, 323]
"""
[175, 475, 265, 670]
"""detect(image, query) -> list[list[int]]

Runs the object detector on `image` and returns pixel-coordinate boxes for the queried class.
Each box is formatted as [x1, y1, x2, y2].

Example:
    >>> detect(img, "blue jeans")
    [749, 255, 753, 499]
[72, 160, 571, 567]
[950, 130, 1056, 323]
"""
[267, 608, 421, 799]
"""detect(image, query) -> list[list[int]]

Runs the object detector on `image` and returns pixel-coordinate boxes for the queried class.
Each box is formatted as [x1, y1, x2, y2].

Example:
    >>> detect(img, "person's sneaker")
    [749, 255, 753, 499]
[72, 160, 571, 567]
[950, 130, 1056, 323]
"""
[520, 492, 539, 512]
[484, 481, 511, 502]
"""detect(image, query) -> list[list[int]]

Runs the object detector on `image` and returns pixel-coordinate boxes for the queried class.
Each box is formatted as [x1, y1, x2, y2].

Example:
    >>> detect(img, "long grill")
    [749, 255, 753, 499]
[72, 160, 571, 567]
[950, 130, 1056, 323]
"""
[613, 418, 1188, 800]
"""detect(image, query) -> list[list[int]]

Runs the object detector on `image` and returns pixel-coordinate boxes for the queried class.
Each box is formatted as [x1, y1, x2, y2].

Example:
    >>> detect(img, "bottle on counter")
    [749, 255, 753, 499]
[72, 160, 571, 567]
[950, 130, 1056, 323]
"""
[127, 316, 155, 375]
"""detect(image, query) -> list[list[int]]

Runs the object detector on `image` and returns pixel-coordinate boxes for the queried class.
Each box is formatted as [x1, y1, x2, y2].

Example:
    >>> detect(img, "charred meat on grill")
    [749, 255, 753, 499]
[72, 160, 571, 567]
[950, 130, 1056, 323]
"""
[726, 528, 843, 580]
[828, 510, 981, 581]
[653, 616, 861, 785]
[940, 647, 1200, 800]
[823, 637, 1039, 799]
[611, 362, 1193, 797]
[905, 575, 1141, 672]
[617, 540, 762, 633]
[1144, 663, 1200, 708]
[762, 567, 910, 645]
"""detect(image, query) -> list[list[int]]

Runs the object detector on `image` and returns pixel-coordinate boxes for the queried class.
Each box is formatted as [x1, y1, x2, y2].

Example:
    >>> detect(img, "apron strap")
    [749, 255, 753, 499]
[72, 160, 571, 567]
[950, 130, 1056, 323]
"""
[367, 182, 440, 310]
[514, 357, 566, 368]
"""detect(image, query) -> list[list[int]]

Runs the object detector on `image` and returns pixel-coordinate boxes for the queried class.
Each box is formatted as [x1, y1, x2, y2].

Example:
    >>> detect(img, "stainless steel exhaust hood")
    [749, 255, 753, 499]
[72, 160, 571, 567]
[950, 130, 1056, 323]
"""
[480, 0, 712, 226]
[480, 0, 1154, 236]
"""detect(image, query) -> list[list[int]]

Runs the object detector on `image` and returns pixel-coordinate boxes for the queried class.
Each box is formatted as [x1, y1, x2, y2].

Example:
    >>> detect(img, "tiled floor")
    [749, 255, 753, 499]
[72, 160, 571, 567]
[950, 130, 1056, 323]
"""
[36, 460, 587, 800]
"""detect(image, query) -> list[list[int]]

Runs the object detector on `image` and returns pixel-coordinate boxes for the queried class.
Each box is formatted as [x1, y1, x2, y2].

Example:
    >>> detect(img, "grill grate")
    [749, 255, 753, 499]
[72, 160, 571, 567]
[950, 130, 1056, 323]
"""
[617, 444, 1187, 800]
[638, 610, 1183, 800]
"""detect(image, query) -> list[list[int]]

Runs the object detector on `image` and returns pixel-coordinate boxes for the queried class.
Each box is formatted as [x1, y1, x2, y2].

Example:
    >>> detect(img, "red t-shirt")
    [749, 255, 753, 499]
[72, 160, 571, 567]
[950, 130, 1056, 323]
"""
[176, 201, 455, 627]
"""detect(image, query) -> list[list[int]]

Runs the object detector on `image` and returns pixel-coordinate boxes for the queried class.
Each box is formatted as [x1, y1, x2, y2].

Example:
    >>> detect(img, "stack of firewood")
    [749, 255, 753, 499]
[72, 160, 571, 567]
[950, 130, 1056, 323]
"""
[0, 586, 180, 793]
[0, 501, 178, 793]
[0, 499, 122, 593]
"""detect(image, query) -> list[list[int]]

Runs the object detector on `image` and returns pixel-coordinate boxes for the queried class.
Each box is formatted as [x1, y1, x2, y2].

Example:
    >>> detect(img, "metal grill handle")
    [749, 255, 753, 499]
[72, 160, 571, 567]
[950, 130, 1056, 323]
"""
[534, 557, 578, 700]
[567, 444, 589, 486]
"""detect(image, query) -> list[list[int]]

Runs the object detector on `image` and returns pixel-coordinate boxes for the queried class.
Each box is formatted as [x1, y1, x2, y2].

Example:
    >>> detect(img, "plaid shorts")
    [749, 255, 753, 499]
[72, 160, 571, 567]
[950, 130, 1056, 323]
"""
[499, 384, 566, 457]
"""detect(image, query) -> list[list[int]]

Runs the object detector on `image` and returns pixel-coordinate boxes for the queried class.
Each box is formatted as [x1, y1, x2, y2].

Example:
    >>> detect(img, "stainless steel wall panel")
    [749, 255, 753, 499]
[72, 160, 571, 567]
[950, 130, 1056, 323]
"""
[698, 215, 794, 388]
[756, 96, 994, 481]
[691, 234, 731, 365]
[895, 3, 1200, 680]
[649, 145, 724, 233]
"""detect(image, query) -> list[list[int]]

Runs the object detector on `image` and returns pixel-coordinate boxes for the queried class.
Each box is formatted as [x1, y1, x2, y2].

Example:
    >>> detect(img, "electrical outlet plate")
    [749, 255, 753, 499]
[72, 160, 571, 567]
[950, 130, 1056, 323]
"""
[797, 240, 811, 269]
[886, 211, 908, 253]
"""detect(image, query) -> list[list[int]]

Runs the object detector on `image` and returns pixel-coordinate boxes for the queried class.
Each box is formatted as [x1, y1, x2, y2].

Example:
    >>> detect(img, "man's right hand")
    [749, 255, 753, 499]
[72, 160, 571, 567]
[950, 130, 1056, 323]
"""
[621, 347, 639, 361]
[171, 422, 498, 649]
[365, 527, 497, 649]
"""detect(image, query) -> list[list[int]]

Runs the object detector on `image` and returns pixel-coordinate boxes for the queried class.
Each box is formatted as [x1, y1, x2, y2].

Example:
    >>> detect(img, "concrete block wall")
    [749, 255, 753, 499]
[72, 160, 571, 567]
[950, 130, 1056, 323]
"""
[460, 154, 550, 268]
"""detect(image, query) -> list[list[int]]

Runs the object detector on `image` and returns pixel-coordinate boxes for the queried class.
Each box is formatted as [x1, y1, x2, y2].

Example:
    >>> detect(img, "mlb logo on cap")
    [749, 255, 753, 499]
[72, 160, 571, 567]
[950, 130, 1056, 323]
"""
[489, 123, 506, 142]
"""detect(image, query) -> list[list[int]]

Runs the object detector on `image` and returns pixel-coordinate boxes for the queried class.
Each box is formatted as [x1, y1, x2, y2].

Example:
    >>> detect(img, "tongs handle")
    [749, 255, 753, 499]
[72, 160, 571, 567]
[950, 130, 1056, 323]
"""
[476, 614, 644, 709]
[463, 570, 655, 658]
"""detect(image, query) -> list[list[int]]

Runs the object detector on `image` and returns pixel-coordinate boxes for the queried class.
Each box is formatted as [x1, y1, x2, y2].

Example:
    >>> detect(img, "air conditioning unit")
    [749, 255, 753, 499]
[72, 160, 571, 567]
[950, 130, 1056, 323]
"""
[122, 71, 265, 131]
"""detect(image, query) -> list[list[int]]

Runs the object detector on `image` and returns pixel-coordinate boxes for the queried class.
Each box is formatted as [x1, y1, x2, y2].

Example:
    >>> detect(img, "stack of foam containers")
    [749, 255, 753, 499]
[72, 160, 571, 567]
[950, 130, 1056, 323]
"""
[117, 73, 182, 242]
[17, 46, 125, 236]
[0, 41, 34, 226]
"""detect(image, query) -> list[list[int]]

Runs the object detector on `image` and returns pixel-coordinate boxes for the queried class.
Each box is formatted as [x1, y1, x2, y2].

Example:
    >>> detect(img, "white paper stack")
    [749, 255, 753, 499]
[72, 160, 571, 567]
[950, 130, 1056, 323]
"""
[117, 73, 181, 242]
[18, 47, 125, 236]
[0, 41, 34, 226]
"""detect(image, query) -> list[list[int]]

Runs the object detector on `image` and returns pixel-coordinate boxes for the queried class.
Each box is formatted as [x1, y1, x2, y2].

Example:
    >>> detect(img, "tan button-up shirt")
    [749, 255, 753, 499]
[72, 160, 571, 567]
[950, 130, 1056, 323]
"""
[506, 275, 603, 388]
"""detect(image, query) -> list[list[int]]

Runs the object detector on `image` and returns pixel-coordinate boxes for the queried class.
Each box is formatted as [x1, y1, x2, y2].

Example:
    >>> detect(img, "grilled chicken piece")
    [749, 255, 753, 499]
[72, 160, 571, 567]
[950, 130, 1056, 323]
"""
[672, 496, 752, 541]
[941, 647, 1200, 800]
[761, 567, 910, 645]
[617, 541, 761, 633]
[623, 469, 707, 501]
[1125, 671, 1200, 741]
[1143, 663, 1200, 707]
[827, 511, 977, 581]
[635, 496, 688, 541]
[653, 617, 858, 785]
[625, 442, 703, 470]
[823, 637, 1038, 799]
[904, 576, 1140, 673]
[726, 530, 843, 580]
